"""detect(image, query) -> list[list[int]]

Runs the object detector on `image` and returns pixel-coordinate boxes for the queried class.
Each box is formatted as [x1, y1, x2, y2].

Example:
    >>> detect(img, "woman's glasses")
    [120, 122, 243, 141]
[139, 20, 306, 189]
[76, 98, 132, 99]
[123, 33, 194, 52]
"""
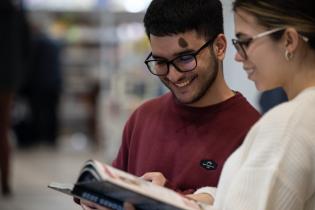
[232, 27, 286, 59]
[232, 27, 309, 59]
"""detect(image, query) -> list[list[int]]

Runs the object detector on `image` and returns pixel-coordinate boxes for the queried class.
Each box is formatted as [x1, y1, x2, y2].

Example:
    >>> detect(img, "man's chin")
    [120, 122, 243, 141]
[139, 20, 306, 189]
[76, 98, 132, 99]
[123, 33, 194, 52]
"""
[173, 94, 196, 105]
[168, 86, 198, 105]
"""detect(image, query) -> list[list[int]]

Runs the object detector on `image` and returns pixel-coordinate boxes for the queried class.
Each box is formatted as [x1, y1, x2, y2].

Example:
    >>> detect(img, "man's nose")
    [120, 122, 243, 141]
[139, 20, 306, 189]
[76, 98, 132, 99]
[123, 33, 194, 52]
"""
[166, 64, 184, 82]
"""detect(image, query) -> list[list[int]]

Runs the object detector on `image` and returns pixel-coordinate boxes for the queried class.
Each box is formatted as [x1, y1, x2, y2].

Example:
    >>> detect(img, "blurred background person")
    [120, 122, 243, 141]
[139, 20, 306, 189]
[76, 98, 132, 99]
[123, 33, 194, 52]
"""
[14, 24, 63, 148]
[259, 87, 288, 114]
[0, 0, 31, 196]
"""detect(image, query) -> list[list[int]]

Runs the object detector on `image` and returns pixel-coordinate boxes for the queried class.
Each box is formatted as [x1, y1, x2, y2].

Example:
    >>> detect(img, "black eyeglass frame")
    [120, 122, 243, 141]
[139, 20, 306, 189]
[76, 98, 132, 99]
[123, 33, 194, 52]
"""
[144, 38, 215, 76]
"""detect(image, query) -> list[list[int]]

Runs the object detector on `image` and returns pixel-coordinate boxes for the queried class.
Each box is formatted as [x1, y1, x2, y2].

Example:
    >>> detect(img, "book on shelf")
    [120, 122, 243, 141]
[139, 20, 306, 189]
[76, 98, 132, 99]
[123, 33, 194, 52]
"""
[48, 159, 211, 210]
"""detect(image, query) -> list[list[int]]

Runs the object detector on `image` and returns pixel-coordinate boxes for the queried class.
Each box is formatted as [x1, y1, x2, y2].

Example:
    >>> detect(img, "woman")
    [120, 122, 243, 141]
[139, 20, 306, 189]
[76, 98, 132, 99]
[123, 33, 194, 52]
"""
[207, 0, 315, 209]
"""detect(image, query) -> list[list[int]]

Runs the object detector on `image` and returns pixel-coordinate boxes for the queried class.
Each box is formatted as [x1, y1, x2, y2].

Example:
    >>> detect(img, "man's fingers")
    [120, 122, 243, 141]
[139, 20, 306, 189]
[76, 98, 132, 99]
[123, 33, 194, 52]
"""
[141, 172, 166, 186]
[141, 172, 156, 181]
[81, 204, 93, 210]
[123, 202, 136, 210]
[80, 200, 108, 210]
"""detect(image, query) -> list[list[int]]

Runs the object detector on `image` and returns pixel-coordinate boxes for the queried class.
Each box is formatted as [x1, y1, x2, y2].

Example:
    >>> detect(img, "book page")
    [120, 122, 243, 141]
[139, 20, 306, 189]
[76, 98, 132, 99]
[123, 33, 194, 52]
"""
[95, 162, 202, 210]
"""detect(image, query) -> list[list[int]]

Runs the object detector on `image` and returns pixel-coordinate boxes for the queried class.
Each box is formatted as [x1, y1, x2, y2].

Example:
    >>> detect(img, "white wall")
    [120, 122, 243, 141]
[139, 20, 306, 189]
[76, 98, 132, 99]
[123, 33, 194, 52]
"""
[222, 0, 260, 110]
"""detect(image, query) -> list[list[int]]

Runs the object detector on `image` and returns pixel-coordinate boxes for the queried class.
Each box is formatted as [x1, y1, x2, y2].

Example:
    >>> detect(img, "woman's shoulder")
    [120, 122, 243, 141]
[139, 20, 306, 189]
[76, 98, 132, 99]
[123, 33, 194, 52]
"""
[262, 87, 315, 124]
[249, 87, 315, 146]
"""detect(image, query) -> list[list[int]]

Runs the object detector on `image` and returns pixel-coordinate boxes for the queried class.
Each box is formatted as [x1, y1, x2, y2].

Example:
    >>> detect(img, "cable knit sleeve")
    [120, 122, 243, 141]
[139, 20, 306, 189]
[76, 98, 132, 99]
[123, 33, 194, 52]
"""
[213, 91, 315, 210]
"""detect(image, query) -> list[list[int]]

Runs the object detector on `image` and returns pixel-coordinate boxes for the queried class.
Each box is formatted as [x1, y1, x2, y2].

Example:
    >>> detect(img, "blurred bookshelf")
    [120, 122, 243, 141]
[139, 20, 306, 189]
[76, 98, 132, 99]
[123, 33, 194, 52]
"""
[25, 6, 164, 160]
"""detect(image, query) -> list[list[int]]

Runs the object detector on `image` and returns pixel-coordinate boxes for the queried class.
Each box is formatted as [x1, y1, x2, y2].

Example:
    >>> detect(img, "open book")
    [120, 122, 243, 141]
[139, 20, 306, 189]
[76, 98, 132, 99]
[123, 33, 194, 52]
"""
[48, 160, 210, 210]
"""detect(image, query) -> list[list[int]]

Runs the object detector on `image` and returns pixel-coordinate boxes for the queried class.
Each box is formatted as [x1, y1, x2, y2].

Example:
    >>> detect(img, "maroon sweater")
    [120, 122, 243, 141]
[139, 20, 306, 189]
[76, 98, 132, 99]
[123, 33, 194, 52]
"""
[113, 92, 260, 193]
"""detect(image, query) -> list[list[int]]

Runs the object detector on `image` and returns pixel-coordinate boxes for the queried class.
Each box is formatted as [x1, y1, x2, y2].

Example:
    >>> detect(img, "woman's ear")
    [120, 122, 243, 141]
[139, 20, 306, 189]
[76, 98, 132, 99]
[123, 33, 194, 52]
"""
[283, 28, 300, 53]
[213, 33, 227, 60]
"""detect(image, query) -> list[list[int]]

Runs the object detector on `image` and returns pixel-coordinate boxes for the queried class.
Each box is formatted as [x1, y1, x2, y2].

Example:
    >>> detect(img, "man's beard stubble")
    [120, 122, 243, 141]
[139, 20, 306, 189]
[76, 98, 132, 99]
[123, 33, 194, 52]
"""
[161, 53, 219, 105]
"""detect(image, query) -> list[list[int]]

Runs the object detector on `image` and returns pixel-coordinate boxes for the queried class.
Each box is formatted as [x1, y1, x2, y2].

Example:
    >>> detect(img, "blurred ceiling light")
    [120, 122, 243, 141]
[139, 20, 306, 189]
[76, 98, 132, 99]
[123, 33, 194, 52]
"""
[122, 0, 151, 13]
[25, 0, 151, 12]
[24, 0, 98, 11]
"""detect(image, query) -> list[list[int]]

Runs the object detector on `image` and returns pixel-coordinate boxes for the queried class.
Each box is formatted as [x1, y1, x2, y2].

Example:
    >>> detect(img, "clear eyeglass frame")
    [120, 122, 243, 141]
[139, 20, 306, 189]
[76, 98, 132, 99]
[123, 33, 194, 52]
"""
[232, 27, 309, 59]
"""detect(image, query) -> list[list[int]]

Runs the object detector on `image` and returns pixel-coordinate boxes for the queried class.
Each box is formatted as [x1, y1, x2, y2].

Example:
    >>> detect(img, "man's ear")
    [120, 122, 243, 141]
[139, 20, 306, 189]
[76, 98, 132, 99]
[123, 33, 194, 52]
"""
[283, 28, 299, 53]
[213, 33, 227, 60]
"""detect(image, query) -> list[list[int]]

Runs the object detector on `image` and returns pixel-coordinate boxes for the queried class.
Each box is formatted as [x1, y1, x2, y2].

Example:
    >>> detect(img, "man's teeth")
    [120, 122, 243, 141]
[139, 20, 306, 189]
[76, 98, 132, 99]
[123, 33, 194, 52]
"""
[176, 80, 191, 87]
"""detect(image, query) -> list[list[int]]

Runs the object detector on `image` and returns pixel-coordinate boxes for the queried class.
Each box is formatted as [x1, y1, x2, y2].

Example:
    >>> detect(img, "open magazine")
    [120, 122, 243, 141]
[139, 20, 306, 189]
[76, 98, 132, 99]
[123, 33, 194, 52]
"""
[48, 160, 211, 210]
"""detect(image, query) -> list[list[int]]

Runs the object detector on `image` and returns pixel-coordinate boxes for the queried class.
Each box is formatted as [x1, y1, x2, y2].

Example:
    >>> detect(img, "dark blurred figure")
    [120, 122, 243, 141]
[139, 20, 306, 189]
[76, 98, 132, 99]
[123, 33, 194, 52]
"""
[15, 25, 63, 148]
[0, 0, 30, 196]
[259, 87, 288, 114]
[86, 81, 100, 148]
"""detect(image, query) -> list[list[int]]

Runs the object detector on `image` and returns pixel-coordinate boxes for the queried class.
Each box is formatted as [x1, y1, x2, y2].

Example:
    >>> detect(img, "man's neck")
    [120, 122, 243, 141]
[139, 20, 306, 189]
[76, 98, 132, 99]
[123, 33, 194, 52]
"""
[187, 70, 235, 107]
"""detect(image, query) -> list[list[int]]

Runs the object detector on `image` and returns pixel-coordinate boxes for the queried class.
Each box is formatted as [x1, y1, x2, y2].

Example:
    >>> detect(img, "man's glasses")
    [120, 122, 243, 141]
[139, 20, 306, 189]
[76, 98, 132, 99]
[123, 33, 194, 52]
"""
[232, 27, 309, 59]
[144, 38, 214, 76]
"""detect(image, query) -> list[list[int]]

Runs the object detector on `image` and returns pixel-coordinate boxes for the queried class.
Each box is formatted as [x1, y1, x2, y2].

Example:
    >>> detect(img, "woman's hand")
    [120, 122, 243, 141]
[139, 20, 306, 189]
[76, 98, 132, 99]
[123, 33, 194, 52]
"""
[186, 193, 214, 205]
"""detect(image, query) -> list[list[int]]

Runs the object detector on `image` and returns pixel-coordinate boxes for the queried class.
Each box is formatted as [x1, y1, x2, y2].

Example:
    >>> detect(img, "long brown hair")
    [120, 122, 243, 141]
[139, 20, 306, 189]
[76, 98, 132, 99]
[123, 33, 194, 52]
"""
[232, 0, 315, 49]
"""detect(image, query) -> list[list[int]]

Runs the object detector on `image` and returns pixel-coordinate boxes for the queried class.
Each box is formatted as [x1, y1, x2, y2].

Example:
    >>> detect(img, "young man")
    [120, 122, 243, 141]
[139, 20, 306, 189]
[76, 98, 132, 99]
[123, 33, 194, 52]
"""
[112, 0, 260, 194]
[80, 0, 260, 209]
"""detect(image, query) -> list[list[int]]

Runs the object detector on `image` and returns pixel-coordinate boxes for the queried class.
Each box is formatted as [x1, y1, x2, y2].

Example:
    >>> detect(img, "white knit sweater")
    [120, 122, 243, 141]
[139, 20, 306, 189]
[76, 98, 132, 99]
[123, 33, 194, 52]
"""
[205, 87, 315, 210]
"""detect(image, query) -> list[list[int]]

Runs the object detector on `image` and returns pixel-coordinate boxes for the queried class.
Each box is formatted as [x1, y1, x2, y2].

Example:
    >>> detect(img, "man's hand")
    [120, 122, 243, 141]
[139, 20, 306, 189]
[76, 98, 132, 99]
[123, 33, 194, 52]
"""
[141, 172, 167, 186]
[80, 200, 108, 210]
[186, 193, 214, 205]
[79, 171, 167, 210]
[80, 200, 135, 210]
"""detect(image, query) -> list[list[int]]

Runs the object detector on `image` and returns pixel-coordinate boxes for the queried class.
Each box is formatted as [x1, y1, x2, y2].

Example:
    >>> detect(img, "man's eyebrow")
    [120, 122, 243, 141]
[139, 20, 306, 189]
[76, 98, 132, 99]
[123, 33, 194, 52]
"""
[151, 54, 166, 60]
[152, 49, 195, 60]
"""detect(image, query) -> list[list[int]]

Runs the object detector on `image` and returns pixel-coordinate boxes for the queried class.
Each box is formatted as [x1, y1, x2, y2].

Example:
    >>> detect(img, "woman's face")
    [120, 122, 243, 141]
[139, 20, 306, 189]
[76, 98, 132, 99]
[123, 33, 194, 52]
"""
[233, 9, 288, 91]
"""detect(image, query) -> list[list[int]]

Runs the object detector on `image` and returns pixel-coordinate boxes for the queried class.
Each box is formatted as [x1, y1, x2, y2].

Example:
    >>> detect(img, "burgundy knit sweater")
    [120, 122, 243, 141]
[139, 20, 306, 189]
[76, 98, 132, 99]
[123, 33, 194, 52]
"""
[113, 92, 260, 193]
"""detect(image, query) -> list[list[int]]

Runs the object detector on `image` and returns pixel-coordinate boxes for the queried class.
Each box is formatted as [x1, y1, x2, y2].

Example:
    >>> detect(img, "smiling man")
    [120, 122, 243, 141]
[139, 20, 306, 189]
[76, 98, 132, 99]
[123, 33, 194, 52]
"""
[148, 31, 229, 106]
[108, 0, 261, 197]
[112, 0, 260, 196]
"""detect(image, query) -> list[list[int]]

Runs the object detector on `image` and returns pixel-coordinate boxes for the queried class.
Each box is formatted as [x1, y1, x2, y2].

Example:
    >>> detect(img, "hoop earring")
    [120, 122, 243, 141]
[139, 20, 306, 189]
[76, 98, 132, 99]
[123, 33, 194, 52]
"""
[285, 50, 293, 61]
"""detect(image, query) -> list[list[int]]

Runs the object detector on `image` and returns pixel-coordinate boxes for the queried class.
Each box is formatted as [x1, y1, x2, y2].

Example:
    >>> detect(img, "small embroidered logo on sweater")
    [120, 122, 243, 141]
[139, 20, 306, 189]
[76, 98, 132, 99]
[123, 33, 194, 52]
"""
[200, 160, 217, 170]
